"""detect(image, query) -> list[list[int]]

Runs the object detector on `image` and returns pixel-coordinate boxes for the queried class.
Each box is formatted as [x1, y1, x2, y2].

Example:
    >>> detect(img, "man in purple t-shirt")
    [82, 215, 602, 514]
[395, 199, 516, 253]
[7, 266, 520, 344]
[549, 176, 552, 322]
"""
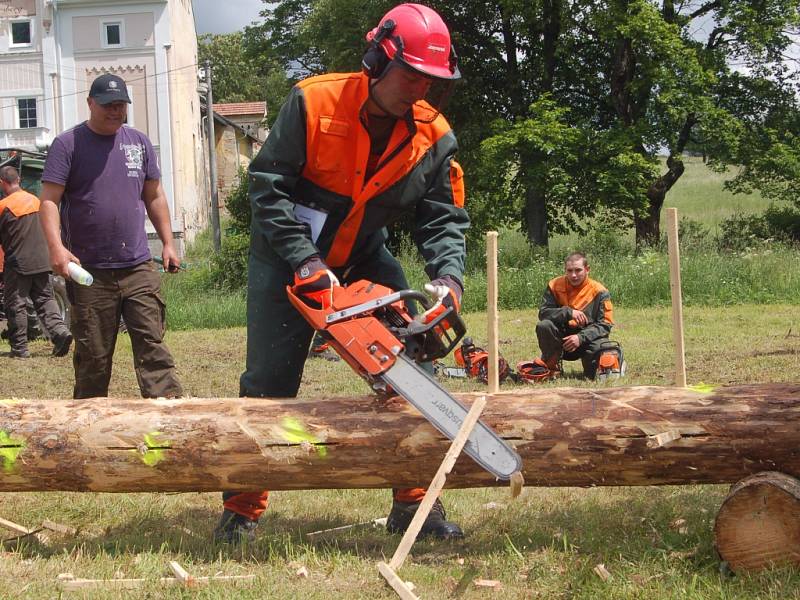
[40, 73, 182, 399]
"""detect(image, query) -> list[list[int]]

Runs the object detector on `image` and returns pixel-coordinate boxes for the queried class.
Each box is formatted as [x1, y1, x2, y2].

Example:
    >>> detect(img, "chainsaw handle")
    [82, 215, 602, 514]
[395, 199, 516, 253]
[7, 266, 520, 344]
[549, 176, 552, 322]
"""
[323, 288, 433, 324]
[286, 284, 330, 330]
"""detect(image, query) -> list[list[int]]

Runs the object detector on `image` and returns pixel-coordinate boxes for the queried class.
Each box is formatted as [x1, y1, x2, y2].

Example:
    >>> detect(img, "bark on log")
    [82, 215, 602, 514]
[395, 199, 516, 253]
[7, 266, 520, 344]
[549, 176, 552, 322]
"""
[714, 472, 800, 572]
[0, 383, 798, 493]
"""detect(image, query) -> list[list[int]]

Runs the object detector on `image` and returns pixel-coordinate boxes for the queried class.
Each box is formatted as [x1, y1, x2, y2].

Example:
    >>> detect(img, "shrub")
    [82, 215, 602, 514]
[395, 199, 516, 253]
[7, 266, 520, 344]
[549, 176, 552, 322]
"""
[209, 231, 250, 291]
[717, 213, 771, 251]
[225, 167, 251, 234]
[764, 206, 800, 243]
[657, 217, 714, 253]
[716, 206, 800, 252]
[580, 222, 634, 258]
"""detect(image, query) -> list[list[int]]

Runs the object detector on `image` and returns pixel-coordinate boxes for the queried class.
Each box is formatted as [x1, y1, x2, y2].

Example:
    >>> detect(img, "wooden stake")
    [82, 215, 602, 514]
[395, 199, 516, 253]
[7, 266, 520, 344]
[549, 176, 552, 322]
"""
[378, 397, 487, 599]
[666, 207, 687, 387]
[41, 520, 77, 536]
[486, 231, 500, 394]
[509, 470, 525, 498]
[388, 395, 487, 571]
[376, 562, 420, 600]
[305, 517, 386, 538]
[168, 561, 195, 587]
[57, 574, 255, 590]
[0, 516, 33, 536]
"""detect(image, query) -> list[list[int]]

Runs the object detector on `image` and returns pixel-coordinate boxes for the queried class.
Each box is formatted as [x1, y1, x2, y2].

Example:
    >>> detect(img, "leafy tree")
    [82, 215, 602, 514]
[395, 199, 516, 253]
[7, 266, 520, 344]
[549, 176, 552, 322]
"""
[198, 32, 291, 126]
[433, 0, 800, 246]
[240, 0, 800, 248]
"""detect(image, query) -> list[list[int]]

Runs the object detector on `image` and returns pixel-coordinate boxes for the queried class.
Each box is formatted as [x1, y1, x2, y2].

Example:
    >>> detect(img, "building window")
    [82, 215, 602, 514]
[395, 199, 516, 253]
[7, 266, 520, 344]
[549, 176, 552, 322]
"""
[18, 98, 37, 129]
[102, 21, 124, 48]
[10, 19, 33, 47]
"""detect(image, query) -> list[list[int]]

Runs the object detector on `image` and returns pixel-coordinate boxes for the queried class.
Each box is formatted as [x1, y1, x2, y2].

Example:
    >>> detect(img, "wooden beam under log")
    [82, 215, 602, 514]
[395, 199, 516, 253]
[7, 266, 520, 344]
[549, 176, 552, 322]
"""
[0, 383, 798, 493]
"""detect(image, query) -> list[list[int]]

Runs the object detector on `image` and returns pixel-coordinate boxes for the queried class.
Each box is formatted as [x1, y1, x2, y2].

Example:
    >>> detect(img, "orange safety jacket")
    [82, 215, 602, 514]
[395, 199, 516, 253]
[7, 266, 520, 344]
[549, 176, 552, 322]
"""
[538, 275, 614, 344]
[0, 189, 51, 275]
[248, 72, 468, 280]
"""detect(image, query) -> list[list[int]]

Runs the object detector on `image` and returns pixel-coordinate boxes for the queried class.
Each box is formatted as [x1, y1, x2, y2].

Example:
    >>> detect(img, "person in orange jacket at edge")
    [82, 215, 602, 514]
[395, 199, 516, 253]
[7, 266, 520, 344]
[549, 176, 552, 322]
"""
[215, 4, 469, 544]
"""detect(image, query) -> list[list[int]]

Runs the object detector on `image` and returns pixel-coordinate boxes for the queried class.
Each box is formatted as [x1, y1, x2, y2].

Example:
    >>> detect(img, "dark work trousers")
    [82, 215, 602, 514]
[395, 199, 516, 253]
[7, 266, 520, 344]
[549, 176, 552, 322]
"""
[227, 246, 429, 521]
[536, 319, 608, 378]
[67, 260, 182, 399]
[3, 268, 70, 354]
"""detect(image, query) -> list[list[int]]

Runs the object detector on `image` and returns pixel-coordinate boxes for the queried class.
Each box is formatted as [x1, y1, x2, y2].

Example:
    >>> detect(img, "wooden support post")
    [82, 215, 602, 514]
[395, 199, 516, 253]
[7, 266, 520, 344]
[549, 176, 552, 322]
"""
[168, 561, 195, 587]
[57, 574, 256, 590]
[486, 231, 500, 393]
[377, 562, 420, 600]
[0, 515, 46, 544]
[666, 207, 687, 387]
[378, 396, 487, 598]
[0, 516, 34, 536]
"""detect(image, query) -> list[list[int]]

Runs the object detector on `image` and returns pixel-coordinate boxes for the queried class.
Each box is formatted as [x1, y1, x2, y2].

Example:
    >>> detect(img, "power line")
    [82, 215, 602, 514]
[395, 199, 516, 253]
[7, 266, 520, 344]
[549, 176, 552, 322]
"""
[0, 62, 199, 114]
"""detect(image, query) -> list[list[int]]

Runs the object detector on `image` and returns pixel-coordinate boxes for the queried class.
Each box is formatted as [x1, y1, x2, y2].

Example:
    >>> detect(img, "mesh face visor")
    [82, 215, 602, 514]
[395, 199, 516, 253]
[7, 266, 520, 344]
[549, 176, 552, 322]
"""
[378, 60, 458, 124]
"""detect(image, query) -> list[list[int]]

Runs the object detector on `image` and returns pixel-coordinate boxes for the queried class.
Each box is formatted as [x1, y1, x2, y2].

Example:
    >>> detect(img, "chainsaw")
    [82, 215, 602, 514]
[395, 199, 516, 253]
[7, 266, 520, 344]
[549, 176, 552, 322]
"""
[287, 279, 522, 480]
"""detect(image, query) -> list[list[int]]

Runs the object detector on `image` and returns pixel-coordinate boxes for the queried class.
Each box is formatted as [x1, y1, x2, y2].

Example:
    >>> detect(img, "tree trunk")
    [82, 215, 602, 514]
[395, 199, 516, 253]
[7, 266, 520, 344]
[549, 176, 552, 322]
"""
[0, 384, 798, 493]
[523, 171, 549, 247]
[634, 153, 686, 246]
[541, 0, 561, 94]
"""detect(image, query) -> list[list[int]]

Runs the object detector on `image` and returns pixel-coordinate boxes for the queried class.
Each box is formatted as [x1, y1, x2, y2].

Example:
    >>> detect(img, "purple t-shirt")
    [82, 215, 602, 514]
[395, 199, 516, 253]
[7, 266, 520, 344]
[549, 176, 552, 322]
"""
[42, 123, 160, 268]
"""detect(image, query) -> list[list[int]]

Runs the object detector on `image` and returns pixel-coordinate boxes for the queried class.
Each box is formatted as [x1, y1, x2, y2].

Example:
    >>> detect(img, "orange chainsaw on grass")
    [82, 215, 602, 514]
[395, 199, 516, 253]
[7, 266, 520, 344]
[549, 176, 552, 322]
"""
[287, 279, 522, 480]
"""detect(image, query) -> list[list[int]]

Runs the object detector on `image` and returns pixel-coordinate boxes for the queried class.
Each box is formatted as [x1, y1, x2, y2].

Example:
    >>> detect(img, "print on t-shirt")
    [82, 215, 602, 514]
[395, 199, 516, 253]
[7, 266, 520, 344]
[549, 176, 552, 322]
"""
[121, 143, 144, 177]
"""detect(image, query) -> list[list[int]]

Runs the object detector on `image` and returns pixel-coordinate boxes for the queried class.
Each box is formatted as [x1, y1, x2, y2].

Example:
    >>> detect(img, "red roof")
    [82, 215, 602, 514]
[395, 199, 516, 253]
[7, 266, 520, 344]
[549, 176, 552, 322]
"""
[214, 102, 266, 117]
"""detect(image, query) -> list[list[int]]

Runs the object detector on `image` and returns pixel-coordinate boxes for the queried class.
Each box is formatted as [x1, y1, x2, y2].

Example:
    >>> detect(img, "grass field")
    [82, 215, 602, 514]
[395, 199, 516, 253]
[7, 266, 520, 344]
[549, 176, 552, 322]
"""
[2, 305, 799, 599]
[1, 156, 798, 598]
[660, 157, 775, 229]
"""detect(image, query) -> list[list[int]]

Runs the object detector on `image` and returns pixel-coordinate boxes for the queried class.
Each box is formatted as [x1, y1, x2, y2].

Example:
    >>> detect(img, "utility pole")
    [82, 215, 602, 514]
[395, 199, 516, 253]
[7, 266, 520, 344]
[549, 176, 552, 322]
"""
[204, 60, 221, 252]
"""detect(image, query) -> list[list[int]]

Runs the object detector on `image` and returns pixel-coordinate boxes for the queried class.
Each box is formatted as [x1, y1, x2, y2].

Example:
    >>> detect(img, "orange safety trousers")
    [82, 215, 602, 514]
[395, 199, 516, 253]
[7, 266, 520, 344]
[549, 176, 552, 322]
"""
[224, 488, 428, 521]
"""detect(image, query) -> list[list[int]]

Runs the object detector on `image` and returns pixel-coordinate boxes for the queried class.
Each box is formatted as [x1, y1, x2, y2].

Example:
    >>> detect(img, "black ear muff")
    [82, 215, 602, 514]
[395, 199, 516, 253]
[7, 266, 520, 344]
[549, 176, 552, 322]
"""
[448, 44, 459, 76]
[361, 44, 389, 78]
[361, 19, 396, 79]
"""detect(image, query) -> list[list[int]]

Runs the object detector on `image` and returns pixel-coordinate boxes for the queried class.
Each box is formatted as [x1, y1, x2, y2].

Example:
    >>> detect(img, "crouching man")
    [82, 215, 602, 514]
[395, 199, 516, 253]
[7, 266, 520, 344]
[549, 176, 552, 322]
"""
[528, 252, 615, 380]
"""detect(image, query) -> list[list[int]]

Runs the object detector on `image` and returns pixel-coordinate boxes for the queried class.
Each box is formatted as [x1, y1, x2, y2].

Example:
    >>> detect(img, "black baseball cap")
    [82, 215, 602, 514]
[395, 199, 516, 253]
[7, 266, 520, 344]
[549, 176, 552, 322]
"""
[89, 74, 131, 104]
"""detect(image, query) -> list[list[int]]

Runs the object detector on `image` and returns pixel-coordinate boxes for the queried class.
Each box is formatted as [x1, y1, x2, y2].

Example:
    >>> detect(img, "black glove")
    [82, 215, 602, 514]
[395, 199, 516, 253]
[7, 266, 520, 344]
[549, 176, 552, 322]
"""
[291, 257, 339, 309]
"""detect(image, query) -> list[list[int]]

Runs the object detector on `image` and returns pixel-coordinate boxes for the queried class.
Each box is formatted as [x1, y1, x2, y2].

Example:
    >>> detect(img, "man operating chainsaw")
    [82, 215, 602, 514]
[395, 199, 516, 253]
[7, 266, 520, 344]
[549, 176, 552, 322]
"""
[521, 252, 617, 381]
[216, 4, 469, 544]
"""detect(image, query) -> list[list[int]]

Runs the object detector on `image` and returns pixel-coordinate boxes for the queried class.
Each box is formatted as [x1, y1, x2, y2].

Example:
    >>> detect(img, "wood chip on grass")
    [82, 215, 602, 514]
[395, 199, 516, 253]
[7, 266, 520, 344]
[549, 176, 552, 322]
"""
[593, 564, 611, 581]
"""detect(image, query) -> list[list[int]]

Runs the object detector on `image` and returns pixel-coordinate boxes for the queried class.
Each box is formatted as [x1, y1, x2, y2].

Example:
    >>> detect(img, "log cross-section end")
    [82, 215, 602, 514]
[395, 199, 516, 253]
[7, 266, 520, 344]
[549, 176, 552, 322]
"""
[714, 471, 800, 572]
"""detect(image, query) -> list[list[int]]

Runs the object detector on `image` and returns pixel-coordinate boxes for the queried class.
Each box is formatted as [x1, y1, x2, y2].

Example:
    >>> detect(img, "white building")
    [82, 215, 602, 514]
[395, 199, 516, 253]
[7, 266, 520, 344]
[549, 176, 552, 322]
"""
[0, 0, 209, 250]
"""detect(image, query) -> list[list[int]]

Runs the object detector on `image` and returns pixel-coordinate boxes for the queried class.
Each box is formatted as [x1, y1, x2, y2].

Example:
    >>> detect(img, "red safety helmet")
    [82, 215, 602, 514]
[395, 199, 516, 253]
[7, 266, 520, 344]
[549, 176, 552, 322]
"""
[364, 3, 460, 81]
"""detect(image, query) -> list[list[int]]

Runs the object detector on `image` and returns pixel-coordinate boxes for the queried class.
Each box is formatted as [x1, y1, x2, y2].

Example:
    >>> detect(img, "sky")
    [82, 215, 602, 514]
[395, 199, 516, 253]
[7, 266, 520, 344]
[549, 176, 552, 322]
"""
[192, 0, 264, 35]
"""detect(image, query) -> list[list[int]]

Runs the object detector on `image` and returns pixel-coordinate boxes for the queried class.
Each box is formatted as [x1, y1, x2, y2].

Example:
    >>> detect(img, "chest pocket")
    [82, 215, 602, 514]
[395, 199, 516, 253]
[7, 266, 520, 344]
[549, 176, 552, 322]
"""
[314, 117, 350, 173]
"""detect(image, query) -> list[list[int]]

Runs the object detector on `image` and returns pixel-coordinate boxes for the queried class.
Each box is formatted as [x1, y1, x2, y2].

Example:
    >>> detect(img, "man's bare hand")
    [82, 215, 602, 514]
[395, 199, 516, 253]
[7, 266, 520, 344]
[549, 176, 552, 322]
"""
[50, 245, 81, 279]
[161, 244, 182, 273]
[571, 309, 588, 326]
[562, 334, 581, 352]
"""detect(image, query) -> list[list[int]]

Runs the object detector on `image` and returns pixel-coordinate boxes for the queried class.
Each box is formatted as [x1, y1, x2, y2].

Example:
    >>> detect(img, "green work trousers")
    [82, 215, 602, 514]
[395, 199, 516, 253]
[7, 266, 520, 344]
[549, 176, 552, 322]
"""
[3, 268, 69, 354]
[239, 245, 413, 397]
[67, 260, 182, 399]
[230, 246, 425, 521]
[536, 318, 608, 378]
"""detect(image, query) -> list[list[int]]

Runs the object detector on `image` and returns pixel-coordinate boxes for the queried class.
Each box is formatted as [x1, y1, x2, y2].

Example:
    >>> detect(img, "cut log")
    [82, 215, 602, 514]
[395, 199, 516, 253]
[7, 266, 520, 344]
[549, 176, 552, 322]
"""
[0, 383, 798, 492]
[714, 471, 800, 572]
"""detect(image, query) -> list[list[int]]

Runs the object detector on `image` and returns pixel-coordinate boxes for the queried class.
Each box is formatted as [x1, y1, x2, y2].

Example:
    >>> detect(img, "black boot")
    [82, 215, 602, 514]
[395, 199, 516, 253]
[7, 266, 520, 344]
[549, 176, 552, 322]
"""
[386, 498, 464, 540]
[52, 331, 73, 357]
[212, 509, 258, 544]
